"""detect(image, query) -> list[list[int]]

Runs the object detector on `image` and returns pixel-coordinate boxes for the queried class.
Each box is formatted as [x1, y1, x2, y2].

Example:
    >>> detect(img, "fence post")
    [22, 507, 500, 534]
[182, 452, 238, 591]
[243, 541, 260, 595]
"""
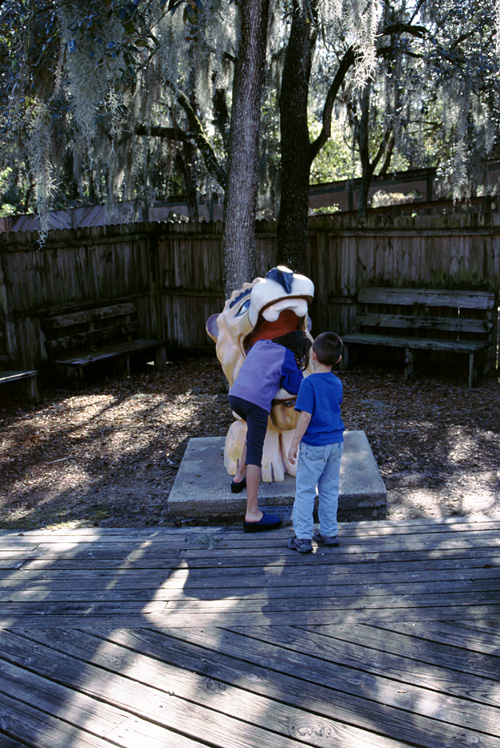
[147, 225, 164, 348]
[0, 245, 18, 364]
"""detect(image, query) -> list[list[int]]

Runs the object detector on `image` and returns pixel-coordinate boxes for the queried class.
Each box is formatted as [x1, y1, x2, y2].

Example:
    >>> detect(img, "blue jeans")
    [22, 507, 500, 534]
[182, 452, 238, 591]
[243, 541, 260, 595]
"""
[293, 442, 343, 540]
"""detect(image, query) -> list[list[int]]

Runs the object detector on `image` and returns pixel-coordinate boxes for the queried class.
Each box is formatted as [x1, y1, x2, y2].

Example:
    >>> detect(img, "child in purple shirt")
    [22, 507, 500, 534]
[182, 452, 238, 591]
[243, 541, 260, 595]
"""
[228, 331, 311, 532]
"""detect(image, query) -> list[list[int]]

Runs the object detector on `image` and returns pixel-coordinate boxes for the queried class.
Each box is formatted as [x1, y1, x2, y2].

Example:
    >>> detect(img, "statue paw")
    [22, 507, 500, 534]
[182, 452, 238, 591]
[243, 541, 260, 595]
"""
[224, 420, 247, 476]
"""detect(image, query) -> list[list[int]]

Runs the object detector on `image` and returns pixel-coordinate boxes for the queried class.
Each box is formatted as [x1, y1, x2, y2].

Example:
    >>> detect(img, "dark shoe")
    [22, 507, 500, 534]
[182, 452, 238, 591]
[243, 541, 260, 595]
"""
[231, 477, 247, 494]
[288, 536, 313, 553]
[243, 512, 282, 533]
[313, 530, 339, 546]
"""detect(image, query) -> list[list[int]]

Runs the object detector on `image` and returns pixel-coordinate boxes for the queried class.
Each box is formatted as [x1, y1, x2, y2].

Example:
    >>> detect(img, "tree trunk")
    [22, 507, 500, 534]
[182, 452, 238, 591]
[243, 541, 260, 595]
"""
[356, 82, 394, 217]
[357, 87, 372, 218]
[222, 0, 270, 298]
[177, 141, 199, 222]
[357, 171, 373, 218]
[276, 1, 318, 275]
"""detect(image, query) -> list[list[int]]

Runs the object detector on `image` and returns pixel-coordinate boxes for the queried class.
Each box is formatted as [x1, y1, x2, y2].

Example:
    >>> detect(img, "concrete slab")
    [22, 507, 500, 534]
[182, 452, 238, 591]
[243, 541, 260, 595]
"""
[168, 430, 387, 522]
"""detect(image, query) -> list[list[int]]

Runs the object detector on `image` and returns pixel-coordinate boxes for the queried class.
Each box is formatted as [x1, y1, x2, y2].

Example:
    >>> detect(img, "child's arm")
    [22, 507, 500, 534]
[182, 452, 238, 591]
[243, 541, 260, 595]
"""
[280, 348, 304, 395]
[288, 410, 312, 465]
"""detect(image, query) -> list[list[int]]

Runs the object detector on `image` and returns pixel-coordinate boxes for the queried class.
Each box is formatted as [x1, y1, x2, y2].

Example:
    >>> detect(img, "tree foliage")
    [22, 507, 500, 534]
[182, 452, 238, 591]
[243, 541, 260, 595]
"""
[276, 0, 500, 267]
[1, 0, 237, 235]
[0, 0, 499, 271]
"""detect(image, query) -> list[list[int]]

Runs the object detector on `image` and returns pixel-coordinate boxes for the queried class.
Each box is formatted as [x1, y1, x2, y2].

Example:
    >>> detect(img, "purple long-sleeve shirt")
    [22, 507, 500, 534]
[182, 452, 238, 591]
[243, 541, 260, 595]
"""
[228, 339, 303, 412]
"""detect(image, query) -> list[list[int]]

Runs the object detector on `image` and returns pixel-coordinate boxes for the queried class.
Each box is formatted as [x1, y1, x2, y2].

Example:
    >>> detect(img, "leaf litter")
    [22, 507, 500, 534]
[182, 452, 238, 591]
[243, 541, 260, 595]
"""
[0, 357, 499, 529]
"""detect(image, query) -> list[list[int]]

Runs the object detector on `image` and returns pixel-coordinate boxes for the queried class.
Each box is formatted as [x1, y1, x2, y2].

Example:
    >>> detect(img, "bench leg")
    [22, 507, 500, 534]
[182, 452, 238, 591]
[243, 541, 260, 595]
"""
[155, 344, 167, 368]
[27, 375, 40, 404]
[341, 343, 350, 371]
[468, 353, 475, 388]
[59, 364, 85, 386]
[404, 348, 415, 380]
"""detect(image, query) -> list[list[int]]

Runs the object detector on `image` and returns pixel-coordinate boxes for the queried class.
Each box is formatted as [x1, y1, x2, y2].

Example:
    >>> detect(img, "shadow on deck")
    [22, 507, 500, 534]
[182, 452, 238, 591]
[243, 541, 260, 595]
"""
[0, 517, 499, 747]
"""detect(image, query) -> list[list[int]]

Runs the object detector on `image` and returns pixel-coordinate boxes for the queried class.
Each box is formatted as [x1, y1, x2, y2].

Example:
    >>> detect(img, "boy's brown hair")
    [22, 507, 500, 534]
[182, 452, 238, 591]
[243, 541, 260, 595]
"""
[313, 332, 343, 367]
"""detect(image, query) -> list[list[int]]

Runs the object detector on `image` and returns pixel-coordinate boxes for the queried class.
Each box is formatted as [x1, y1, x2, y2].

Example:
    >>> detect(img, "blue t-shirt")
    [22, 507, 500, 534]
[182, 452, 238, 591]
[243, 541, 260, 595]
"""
[295, 371, 344, 445]
[229, 339, 303, 412]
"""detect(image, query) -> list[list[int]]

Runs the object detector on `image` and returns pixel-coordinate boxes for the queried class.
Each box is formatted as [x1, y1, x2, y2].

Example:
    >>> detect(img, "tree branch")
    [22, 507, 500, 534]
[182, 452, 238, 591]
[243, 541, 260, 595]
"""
[308, 16, 429, 167]
[371, 126, 393, 175]
[309, 45, 357, 164]
[174, 87, 227, 190]
[134, 124, 189, 140]
[378, 134, 395, 176]
[380, 21, 427, 39]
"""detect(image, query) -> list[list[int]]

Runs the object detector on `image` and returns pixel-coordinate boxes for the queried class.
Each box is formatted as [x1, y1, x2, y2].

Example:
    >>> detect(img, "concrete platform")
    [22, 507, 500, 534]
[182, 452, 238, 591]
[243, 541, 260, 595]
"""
[168, 431, 387, 522]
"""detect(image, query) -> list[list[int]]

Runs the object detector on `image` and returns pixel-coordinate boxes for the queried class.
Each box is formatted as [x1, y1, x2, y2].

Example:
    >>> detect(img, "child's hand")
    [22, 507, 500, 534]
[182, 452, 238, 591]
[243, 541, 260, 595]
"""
[288, 445, 298, 465]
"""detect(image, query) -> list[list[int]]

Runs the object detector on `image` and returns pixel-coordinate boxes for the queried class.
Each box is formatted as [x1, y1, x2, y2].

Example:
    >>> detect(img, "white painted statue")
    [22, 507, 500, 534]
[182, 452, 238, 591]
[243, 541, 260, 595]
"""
[206, 266, 315, 482]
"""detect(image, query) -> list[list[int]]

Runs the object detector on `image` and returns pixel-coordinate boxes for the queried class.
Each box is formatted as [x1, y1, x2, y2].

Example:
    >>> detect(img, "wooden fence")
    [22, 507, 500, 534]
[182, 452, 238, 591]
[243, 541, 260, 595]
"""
[1, 199, 499, 374]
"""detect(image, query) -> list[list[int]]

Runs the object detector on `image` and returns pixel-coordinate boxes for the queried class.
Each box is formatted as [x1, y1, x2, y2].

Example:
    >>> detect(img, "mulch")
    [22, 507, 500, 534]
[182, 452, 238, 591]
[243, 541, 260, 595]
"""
[1, 356, 499, 529]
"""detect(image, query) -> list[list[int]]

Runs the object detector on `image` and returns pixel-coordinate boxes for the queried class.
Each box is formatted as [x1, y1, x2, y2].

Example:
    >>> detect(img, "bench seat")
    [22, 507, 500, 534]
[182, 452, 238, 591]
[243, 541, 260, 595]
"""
[342, 332, 489, 354]
[54, 338, 165, 372]
[341, 287, 497, 386]
[0, 369, 40, 402]
[42, 300, 166, 383]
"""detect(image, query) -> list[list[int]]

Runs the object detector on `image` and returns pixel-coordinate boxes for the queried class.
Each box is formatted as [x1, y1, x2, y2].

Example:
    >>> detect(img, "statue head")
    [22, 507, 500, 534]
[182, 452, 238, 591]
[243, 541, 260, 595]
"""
[207, 266, 314, 431]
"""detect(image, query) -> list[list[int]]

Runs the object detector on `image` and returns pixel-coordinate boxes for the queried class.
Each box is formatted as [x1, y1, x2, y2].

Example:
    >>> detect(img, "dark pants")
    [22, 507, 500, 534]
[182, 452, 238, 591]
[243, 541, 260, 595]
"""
[228, 395, 268, 467]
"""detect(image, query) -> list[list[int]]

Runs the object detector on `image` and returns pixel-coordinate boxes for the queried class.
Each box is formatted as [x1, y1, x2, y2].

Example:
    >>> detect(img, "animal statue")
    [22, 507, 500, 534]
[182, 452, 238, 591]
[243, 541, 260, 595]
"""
[206, 266, 315, 481]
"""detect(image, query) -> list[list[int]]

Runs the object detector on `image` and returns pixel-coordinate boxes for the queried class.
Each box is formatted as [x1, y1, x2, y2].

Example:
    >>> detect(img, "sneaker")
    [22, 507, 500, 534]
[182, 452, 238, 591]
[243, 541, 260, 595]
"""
[313, 530, 339, 546]
[288, 536, 313, 554]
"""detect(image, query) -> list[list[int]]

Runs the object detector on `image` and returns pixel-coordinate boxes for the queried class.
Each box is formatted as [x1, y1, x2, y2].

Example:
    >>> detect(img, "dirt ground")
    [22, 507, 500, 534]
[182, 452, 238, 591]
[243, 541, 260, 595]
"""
[1, 356, 499, 530]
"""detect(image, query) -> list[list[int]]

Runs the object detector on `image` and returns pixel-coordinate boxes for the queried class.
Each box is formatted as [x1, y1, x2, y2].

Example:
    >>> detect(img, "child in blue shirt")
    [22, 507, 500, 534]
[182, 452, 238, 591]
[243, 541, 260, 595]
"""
[228, 330, 312, 533]
[287, 332, 344, 553]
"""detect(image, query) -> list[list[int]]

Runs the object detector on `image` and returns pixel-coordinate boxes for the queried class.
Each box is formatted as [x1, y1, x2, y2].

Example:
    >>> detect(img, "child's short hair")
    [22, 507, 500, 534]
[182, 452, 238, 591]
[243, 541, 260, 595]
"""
[272, 330, 312, 371]
[313, 332, 343, 367]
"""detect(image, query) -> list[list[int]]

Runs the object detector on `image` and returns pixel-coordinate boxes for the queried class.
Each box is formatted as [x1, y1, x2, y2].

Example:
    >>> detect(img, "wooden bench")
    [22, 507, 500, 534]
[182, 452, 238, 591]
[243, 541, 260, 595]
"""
[41, 300, 166, 382]
[0, 368, 40, 402]
[342, 288, 497, 386]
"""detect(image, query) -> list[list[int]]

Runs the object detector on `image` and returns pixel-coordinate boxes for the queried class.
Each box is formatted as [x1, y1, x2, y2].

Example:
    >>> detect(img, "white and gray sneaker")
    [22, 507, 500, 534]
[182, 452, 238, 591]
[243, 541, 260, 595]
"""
[313, 530, 339, 547]
[288, 536, 313, 553]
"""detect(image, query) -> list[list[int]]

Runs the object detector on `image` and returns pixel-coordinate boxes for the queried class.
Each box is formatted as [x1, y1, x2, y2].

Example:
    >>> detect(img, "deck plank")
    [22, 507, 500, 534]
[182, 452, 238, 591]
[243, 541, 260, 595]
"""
[0, 518, 499, 748]
[0, 631, 310, 748]
[229, 624, 500, 708]
[144, 625, 500, 748]
[0, 688, 114, 748]
[0, 628, 410, 748]
[296, 622, 500, 682]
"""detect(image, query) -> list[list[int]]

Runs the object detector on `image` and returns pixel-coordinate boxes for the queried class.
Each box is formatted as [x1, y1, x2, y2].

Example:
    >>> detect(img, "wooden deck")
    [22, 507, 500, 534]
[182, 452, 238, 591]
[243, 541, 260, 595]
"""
[0, 517, 499, 747]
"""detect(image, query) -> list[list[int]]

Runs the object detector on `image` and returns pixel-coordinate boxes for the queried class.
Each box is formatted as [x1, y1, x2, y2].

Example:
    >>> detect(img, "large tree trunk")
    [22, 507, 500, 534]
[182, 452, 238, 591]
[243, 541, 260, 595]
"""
[276, 1, 318, 275]
[222, 0, 270, 297]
